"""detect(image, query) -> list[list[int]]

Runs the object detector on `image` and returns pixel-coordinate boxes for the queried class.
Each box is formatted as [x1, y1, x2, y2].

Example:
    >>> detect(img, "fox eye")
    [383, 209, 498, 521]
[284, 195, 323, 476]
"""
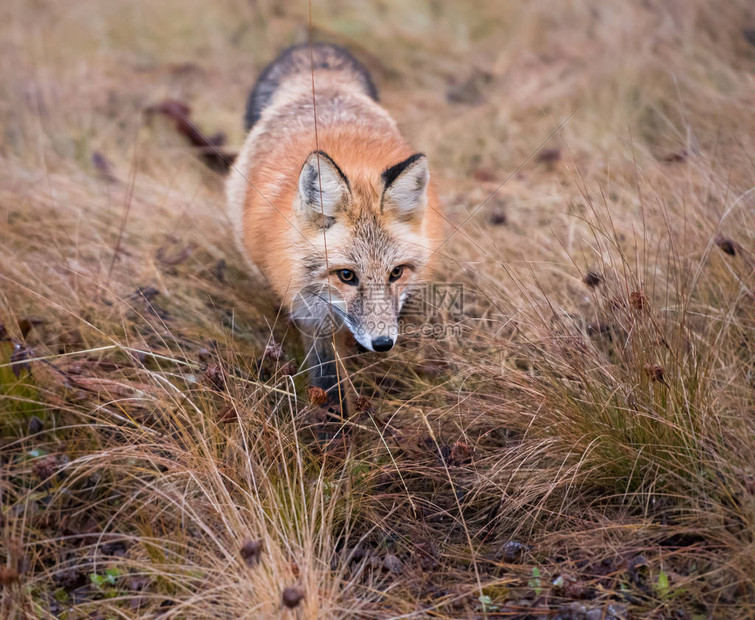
[336, 269, 358, 285]
[389, 265, 405, 282]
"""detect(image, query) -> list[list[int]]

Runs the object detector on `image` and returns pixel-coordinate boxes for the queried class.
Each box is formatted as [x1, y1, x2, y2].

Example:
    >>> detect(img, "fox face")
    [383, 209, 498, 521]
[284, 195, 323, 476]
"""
[291, 150, 432, 352]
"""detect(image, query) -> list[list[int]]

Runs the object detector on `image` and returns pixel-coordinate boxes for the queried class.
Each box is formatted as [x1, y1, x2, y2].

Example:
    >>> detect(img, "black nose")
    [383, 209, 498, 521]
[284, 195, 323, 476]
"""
[371, 336, 394, 352]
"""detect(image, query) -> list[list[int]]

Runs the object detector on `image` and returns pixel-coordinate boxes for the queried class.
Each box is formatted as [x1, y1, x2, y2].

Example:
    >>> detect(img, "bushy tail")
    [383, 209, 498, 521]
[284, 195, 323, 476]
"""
[244, 42, 378, 131]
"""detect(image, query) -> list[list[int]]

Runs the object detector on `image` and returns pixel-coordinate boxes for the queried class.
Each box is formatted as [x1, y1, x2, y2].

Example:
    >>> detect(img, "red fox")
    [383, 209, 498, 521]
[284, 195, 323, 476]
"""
[226, 42, 444, 414]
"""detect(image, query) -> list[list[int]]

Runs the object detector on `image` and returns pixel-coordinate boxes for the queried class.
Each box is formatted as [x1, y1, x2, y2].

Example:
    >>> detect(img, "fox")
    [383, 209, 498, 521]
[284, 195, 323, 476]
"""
[226, 42, 444, 415]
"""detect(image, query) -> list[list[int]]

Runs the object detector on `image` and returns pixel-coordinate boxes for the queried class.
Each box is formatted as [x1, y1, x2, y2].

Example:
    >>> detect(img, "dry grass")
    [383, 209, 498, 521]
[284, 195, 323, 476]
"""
[1, 0, 754, 618]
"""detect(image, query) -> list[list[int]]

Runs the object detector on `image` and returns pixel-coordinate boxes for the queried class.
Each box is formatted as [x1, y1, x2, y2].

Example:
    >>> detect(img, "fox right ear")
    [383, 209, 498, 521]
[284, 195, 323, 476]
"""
[297, 151, 350, 227]
[381, 153, 429, 222]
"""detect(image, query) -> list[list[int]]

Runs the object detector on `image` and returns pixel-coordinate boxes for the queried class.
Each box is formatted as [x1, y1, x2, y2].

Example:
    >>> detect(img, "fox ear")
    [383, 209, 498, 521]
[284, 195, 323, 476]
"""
[297, 151, 350, 226]
[381, 153, 429, 221]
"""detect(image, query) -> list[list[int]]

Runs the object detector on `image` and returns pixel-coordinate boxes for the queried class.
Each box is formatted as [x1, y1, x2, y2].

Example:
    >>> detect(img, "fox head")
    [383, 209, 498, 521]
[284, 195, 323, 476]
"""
[291, 150, 434, 352]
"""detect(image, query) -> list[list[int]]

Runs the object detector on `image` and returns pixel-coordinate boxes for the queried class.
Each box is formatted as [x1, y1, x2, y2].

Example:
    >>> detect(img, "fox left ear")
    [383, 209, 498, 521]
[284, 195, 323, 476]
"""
[297, 151, 351, 227]
[381, 153, 429, 221]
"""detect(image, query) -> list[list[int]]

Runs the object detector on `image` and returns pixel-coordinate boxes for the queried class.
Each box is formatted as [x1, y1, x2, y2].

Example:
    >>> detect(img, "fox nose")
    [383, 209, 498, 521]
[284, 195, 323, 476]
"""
[371, 336, 394, 352]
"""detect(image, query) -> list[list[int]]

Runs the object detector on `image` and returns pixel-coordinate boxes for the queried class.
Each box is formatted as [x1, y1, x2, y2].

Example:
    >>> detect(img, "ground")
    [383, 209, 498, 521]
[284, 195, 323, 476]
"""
[1, 0, 754, 618]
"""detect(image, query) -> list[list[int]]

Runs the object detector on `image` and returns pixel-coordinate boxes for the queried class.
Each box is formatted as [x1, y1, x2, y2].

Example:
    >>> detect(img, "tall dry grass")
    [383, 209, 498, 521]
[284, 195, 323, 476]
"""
[1, 0, 754, 618]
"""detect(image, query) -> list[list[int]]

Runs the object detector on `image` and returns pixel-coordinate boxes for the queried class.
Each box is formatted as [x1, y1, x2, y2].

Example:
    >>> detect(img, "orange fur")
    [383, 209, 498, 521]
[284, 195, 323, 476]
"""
[225, 44, 444, 410]
[228, 69, 443, 307]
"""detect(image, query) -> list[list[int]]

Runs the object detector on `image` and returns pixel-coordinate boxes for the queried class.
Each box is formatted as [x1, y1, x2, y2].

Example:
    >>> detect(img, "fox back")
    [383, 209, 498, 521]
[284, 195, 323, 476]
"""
[226, 42, 443, 399]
